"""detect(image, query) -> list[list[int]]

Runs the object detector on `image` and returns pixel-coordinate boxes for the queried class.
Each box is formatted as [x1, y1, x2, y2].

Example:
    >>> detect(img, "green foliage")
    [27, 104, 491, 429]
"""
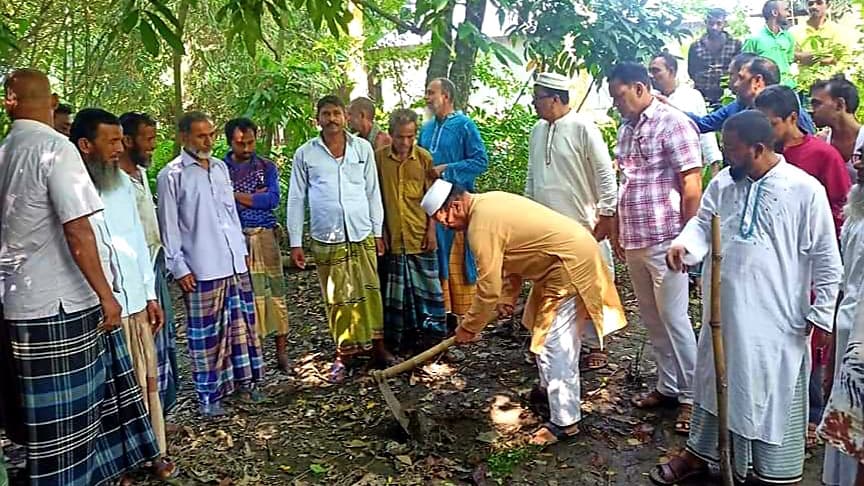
[796, 33, 853, 93]
[473, 103, 535, 195]
[486, 446, 536, 482]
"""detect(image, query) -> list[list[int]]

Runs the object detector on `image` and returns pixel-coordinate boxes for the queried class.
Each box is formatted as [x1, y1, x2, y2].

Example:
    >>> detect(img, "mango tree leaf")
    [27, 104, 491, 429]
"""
[120, 9, 140, 33]
[139, 19, 160, 56]
[146, 0, 180, 28]
[145, 12, 184, 54]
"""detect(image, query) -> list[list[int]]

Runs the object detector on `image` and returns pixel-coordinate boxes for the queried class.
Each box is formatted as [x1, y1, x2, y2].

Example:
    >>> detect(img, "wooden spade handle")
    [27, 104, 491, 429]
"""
[376, 336, 456, 379]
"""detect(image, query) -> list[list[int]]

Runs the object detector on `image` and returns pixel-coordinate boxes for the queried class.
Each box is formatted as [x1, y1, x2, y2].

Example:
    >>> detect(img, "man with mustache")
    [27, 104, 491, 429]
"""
[418, 78, 489, 332]
[287, 95, 392, 383]
[792, 0, 849, 86]
[157, 111, 264, 416]
[72, 108, 176, 480]
[651, 109, 842, 485]
[743, 1, 797, 88]
[811, 75, 861, 182]
[687, 8, 742, 107]
[118, 111, 179, 415]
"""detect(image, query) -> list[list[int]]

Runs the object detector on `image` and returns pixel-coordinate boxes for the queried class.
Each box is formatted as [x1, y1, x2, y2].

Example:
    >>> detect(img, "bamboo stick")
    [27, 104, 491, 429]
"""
[710, 214, 733, 486]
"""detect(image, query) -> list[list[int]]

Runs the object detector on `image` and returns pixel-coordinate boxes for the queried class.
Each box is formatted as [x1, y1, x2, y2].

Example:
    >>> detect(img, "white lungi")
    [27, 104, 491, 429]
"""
[625, 240, 696, 404]
[536, 295, 583, 426]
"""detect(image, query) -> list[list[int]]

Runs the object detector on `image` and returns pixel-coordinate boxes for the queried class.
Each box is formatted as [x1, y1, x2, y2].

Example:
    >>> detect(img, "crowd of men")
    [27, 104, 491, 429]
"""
[1, 1, 864, 485]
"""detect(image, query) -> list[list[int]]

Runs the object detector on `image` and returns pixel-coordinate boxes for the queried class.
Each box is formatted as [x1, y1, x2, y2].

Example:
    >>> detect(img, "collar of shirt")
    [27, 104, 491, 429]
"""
[761, 24, 789, 39]
[224, 151, 259, 168]
[624, 98, 660, 128]
[387, 145, 419, 162]
[180, 149, 220, 168]
[312, 130, 361, 157]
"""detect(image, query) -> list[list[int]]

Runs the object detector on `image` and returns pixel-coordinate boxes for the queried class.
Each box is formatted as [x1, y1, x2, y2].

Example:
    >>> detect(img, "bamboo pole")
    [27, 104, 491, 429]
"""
[710, 214, 733, 486]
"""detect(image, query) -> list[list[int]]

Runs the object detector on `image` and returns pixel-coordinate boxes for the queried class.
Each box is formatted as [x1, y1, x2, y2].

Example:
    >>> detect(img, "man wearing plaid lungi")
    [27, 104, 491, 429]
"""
[157, 111, 264, 417]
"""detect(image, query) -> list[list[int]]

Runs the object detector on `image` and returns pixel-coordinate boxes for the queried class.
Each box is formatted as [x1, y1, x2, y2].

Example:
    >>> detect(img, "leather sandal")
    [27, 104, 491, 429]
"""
[649, 455, 708, 485]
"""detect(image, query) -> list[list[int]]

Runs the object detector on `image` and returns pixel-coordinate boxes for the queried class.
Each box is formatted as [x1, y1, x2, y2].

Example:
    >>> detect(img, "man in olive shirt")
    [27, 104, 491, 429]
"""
[421, 180, 627, 447]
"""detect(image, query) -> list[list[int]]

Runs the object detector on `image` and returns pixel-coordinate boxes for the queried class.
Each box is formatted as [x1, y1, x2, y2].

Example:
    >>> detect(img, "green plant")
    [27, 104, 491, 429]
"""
[486, 446, 535, 482]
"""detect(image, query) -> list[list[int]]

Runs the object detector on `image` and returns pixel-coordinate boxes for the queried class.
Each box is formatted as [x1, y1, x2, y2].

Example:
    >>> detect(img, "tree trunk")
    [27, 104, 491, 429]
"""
[172, 0, 191, 156]
[449, 0, 486, 110]
[424, 0, 454, 87]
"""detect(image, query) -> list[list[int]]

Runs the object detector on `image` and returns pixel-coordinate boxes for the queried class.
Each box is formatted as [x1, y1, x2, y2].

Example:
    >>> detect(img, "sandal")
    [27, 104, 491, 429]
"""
[648, 455, 708, 485]
[328, 360, 347, 384]
[674, 403, 693, 435]
[631, 390, 679, 409]
[580, 349, 608, 371]
[529, 421, 579, 448]
[152, 457, 178, 480]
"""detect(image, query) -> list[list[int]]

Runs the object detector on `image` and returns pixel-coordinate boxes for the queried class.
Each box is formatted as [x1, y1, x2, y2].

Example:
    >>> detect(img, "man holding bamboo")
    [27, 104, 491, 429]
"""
[649, 110, 842, 485]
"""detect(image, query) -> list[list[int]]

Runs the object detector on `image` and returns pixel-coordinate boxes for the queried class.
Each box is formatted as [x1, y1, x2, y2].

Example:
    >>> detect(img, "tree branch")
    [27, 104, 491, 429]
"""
[350, 0, 425, 35]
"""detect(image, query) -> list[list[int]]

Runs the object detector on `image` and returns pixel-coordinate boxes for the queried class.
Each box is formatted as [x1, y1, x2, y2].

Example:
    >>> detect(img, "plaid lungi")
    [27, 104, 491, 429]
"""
[8, 305, 159, 485]
[380, 251, 446, 351]
[153, 253, 177, 413]
[441, 231, 475, 316]
[687, 361, 808, 484]
[184, 273, 264, 407]
[121, 310, 166, 455]
[311, 237, 384, 356]
[245, 227, 289, 338]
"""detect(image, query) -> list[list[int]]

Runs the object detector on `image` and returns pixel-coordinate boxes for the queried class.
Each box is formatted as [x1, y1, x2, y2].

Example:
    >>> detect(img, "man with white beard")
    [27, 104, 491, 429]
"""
[820, 158, 864, 486]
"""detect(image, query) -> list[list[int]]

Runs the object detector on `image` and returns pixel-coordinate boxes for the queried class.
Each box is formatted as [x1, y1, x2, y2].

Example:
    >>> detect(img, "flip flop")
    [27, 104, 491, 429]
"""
[631, 390, 679, 409]
[648, 456, 708, 485]
[529, 422, 579, 448]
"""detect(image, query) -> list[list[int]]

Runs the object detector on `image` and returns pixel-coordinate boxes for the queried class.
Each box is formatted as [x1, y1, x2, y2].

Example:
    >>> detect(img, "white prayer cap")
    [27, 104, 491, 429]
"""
[534, 72, 572, 92]
[421, 179, 453, 216]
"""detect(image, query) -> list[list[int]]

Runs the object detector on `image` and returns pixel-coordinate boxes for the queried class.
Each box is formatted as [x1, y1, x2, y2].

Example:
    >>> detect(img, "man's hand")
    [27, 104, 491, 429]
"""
[427, 164, 447, 179]
[612, 235, 625, 262]
[146, 300, 164, 334]
[654, 93, 670, 105]
[666, 244, 688, 272]
[422, 225, 438, 252]
[375, 238, 386, 256]
[291, 247, 306, 270]
[496, 303, 514, 320]
[178, 274, 197, 293]
[454, 325, 479, 345]
[99, 296, 123, 333]
[593, 215, 615, 242]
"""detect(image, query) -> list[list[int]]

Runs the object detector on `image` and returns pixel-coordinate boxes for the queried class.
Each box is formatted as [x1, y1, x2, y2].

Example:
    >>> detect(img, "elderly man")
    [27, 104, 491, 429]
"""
[71, 108, 174, 479]
[609, 62, 702, 434]
[0, 69, 158, 485]
[687, 8, 743, 107]
[224, 117, 291, 372]
[526, 71, 618, 370]
[117, 111, 179, 414]
[420, 179, 626, 447]
[651, 109, 842, 485]
[743, 1, 796, 88]
[419, 78, 489, 328]
[287, 95, 391, 383]
[157, 111, 264, 417]
[348, 96, 391, 150]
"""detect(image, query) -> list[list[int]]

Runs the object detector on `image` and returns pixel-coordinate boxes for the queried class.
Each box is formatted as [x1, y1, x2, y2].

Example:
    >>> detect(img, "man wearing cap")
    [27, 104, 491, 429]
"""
[421, 179, 627, 447]
[526, 71, 618, 371]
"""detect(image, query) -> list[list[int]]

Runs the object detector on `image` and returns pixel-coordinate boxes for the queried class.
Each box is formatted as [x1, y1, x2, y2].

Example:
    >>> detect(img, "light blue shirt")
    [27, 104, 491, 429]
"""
[92, 172, 157, 316]
[157, 151, 248, 281]
[286, 133, 384, 247]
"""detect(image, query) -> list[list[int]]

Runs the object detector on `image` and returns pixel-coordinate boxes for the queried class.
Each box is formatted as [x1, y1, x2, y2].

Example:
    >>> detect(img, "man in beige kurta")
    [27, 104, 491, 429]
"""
[421, 179, 627, 446]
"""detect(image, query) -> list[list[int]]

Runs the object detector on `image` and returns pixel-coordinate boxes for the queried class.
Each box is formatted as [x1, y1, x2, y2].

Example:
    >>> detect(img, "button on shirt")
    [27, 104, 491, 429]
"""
[376, 145, 435, 254]
[0, 120, 104, 319]
[157, 151, 248, 281]
[286, 133, 384, 247]
[525, 109, 617, 230]
[616, 99, 702, 250]
[91, 173, 157, 316]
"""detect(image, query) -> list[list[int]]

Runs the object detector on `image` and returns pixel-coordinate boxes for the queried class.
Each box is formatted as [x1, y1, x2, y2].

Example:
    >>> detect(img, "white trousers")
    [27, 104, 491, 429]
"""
[625, 240, 696, 404]
[536, 296, 583, 427]
[582, 239, 614, 349]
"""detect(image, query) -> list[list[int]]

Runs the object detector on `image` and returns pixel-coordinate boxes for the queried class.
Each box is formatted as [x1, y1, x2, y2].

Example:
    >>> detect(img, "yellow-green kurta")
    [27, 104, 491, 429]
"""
[460, 192, 627, 353]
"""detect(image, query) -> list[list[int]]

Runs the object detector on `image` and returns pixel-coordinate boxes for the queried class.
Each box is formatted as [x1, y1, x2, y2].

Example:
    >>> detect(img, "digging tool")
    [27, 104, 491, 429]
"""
[372, 336, 456, 435]
[710, 214, 733, 486]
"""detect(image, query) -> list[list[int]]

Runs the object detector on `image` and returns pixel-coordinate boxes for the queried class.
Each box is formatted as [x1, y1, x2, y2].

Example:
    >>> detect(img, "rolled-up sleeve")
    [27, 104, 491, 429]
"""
[47, 142, 104, 223]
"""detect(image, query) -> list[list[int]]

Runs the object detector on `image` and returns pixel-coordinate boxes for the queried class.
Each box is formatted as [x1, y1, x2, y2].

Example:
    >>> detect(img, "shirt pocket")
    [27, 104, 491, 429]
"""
[344, 160, 368, 187]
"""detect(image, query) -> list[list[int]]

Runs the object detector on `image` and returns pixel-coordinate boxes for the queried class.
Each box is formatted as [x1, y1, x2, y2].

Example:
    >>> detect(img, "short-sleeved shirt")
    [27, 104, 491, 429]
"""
[615, 99, 703, 250]
[742, 25, 796, 88]
[0, 120, 105, 319]
[375, 145, 435, 254]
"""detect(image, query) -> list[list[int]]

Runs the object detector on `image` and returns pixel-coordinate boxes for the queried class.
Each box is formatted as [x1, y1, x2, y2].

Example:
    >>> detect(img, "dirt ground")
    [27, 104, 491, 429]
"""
[3, 263, 827, 485]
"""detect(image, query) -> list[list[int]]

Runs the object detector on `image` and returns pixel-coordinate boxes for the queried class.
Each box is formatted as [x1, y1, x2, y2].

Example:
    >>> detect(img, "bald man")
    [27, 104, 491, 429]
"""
[0, 69, 159, 484]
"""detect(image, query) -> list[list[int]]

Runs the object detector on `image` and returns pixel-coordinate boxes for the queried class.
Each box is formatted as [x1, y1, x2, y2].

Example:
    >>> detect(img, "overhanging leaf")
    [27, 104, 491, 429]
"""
[139, 19, 160, 56]
[146, 0, 180, 28]
[145, 11, 184, 54]
[120, 9, 140, 34]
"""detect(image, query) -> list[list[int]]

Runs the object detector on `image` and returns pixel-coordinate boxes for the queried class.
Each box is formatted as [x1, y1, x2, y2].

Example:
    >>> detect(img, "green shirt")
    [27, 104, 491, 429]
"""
[742, 25, 796, 88]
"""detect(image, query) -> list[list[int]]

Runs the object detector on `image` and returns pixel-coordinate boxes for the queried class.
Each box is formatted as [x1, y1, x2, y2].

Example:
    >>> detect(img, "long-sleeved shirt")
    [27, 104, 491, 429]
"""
[286, 133, 384, 247]
[687, 32, 743, 105]
[132, 166, 162, 263]
[376, 145, 435, 254]
[92, 173, 157, 317]
[460, 192, 627, 353]
[225, 152, 280, 229]
[156, 151, 248, 281]
[664, 86, 723, 165]
[674, 158, 841, 443]
[688, 99, 816, 135]
[525, 109, 617, 230]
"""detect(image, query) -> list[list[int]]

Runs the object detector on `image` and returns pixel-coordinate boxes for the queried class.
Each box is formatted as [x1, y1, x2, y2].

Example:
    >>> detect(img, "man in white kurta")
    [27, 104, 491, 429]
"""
[526, 72, 618, 370]
[650, 110, 841, 485]
[822, 167, 864, 486]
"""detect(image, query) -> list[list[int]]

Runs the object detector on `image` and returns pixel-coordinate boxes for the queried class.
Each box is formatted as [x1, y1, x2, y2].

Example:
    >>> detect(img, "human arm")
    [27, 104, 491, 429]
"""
[805, 187, 843, 332]
[665, 119, 704, 224]
[247, 161, 281, 210]
[687, 101, 738, 134]
[524, 126, 538, 199]
[156, 169, 193, 282]
[583, 121, 618, 239]
[363, 143, 384, 240]
[667, 176, 722, 271]
[441, 119, 489, 186]
[458, 224, 506, 338]
[62, 217, 122, 328]
[286, 149, 308, 249]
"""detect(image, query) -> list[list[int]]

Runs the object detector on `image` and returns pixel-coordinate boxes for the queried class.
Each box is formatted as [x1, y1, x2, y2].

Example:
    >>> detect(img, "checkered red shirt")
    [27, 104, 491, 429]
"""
[616, 99, 702, 250]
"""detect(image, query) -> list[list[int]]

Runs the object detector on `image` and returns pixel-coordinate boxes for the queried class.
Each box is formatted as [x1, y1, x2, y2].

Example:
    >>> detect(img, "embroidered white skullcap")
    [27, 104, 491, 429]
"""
[421, 179, 454, 216]
[534, 72, 572, 92]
